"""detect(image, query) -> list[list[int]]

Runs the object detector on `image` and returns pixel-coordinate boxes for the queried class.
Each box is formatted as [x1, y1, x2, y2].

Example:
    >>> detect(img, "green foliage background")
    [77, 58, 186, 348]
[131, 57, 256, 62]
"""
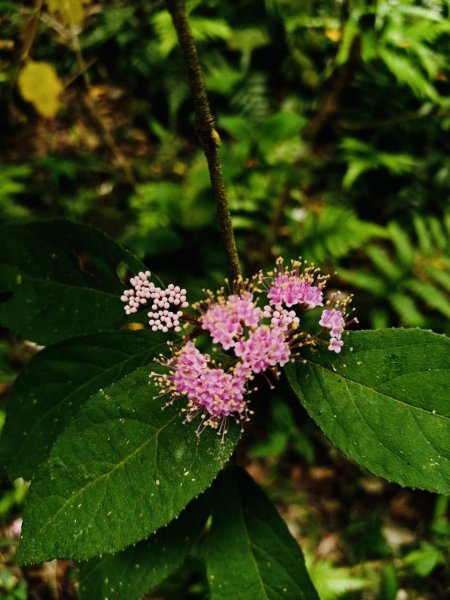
[0, 0, 449, 598]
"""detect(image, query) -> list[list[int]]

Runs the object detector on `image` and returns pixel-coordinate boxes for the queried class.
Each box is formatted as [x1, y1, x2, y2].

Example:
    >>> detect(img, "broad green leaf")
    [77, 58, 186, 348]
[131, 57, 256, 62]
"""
[18, 61, 63, 118]
[0, 330, 168, 481]
[0, 220, 144, 344]
[206, 467, 319, 600]
[17, 367, 240, 564]
[78, 494, 209, 600]
[286, 329, 450, 493]
[46, 0, 91, 28]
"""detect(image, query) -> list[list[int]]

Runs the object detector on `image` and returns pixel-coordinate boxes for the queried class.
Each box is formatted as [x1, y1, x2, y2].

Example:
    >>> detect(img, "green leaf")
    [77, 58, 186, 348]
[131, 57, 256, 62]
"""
[0, 220, 143, 344]
[0, 330, 168, 480]
[206, 467, 319, 600]
[286, 329, 450, 493]
[17, 367, 240, 564]
[78, 494, 209, 600]
[403, 541, 445, 577]
[305, 555, 370, 600]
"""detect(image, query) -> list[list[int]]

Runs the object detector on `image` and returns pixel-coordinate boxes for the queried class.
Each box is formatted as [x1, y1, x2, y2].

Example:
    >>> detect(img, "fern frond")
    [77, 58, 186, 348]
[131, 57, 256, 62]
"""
[390, 292, 426, 327]
[387, 222, 415, 269]
[405, 279, 450, 319]
[292, 206, 385, 264]
[425, 265, 450, 293]
[365, 246, 403, 280]
[414, 214, 434, 255]
[338, 268, 386, 296]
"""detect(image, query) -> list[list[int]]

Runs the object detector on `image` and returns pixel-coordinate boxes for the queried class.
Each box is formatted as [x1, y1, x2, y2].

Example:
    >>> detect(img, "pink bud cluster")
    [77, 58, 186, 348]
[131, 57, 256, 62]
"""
[121, 271, 154, 314]
[121, 272, 188, 332]
[124, 258, 354, 438]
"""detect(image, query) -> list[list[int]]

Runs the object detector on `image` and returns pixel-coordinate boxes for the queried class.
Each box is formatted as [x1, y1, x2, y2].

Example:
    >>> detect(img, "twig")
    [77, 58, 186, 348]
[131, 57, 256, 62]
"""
[164, 0, 242, 282]
[304, 34, 361, 146]
[71, 34, 136, 188]
[337, 106, 449, 131]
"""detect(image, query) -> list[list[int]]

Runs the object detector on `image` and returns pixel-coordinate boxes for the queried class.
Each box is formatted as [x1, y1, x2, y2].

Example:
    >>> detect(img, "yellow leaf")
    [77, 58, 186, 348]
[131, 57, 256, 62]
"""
[46, 0, 91, 28]
[325, 29, 342, 43]
[18, 61, 63, 118]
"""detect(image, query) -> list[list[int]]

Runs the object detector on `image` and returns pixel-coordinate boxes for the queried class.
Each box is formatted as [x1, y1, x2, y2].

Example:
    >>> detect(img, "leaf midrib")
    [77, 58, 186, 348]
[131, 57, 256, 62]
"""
[236, 494, 269, 600]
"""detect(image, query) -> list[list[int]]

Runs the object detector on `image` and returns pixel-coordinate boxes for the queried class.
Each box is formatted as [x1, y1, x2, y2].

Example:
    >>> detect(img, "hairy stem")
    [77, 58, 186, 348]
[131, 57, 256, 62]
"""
[164, 0, 242, 282]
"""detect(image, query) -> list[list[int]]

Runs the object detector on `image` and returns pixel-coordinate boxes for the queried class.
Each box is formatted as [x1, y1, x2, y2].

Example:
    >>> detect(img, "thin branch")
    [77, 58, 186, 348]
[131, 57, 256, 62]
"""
[337, 106, 449, 131]
[71, 33, 136, 188]
[164, 0, 242, 282]
[304, 34, 361, 146]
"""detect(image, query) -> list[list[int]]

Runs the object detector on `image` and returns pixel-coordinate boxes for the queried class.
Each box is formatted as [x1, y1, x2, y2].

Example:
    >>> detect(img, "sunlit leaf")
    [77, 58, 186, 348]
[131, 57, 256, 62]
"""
[18, 61, 63, 118]
[46, 0, 91, 28]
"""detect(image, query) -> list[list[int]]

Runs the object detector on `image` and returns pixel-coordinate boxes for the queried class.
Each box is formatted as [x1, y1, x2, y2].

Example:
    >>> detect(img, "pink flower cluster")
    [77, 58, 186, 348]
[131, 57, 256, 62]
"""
[155, 342, 249, 437]
[200, 291, 261, 350]
[265, 259, 326, 309]
[319, 308, 346, 353]
[124, 258, 354, 437]
[121, 272, 188, 332]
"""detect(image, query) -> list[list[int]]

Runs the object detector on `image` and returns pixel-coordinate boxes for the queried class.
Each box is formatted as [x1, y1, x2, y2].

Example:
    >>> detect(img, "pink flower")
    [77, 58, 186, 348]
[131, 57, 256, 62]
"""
[200, 291, 261, 350]
[263, 305, 300, 332]
[143, 257, 356, 437]
[265, 258, 326, 309]
[171, 341, 210, 397]
[319, 309, 345, 337]
[234, 324, 291, 373]
[152, 342, 250, 437]
[319, 307, 352, 353]
[328, 337, 344, 353]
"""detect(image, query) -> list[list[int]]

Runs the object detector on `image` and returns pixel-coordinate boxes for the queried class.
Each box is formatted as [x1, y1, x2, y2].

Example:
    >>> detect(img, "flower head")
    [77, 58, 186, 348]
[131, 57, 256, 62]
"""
[234, 324, 291, 373]
[264, 258, 327, 309]
[127, 257, 355, 438]
[319, 296, 355, 353]
[151, 342, 249, 439]
[200, 291, 261, 350]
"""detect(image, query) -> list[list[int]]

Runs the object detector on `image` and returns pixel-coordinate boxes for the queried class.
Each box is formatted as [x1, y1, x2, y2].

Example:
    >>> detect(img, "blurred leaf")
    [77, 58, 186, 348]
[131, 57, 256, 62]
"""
[305, 554, 370, 600]
[403, 541, 445, 577]
[18, 61, 63, 118]
[291, 207, 385, 264]
[46, 0, 91, 28]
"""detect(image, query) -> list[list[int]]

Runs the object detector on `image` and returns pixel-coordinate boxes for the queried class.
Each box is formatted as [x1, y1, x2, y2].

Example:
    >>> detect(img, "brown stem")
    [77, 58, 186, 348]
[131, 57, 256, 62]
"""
[164, 0, 241, 282]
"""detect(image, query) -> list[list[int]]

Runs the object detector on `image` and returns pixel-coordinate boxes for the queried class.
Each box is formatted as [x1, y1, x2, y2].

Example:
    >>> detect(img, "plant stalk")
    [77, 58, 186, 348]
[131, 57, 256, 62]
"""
[164, 0, 242, 282]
